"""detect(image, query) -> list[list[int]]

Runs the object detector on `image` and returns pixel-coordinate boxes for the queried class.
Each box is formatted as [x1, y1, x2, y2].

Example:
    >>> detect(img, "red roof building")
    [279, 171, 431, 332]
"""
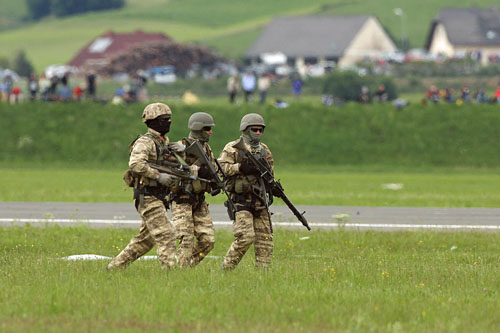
[68, 30, 172, 68]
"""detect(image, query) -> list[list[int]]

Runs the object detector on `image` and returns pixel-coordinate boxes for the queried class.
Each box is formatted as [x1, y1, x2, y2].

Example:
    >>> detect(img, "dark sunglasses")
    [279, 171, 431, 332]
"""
[250, 127, 264, 133]
[202, 126, 212, 131]
[157, 116, 171, 122]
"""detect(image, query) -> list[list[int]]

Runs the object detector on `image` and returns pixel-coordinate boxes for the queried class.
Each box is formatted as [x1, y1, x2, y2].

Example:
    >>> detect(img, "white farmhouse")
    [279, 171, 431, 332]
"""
[245, 15, 397, 70]
[426, 6, 500, 65]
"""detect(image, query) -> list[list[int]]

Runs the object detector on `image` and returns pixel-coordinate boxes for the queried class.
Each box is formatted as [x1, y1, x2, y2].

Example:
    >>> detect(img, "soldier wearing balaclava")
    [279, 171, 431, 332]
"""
[218, 113, 274, 270]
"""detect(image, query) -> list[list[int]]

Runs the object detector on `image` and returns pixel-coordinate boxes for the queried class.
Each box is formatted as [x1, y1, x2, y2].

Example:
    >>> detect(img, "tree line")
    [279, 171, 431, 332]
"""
[26, 0, 125, 20]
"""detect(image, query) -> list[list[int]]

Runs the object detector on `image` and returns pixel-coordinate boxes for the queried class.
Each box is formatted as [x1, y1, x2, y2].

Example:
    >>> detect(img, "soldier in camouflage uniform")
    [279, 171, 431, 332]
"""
[107, 103, 180, 270]
[171, 112, 217, 268]
[219, 113, 274, 269]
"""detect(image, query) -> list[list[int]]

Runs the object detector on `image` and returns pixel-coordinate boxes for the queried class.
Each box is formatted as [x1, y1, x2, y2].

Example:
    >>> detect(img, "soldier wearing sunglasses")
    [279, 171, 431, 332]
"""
[170, 112, 218, 268]
[218, 113, 274, 269]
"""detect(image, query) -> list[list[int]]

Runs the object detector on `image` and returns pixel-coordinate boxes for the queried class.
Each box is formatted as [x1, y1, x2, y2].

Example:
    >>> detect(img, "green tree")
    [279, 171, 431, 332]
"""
[13, 50, 34, 78]
[0, 56, 10, 69]
[87, 0, 124, 11]
[26, 0, 51, 20]
[51, 0, 124, 17]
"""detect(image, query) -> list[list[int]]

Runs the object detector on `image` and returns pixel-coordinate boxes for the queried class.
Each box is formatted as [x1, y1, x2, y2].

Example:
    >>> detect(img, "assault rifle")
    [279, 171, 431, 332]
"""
[148, 161, 210, 183]
[185, 141, 236, 218]
[233, 139, 311, 230]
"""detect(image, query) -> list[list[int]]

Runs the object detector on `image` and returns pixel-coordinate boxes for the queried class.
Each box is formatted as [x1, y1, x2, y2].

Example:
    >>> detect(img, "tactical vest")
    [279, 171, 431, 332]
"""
[226, 147, 268, 195]
[171, 137, 211, 196]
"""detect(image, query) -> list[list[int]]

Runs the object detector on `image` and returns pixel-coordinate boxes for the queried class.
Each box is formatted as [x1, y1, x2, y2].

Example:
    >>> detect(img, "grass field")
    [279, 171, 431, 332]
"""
[1, 0, 500, 70]
[2, 166, 500, 207]
[1, 226, 499, 331]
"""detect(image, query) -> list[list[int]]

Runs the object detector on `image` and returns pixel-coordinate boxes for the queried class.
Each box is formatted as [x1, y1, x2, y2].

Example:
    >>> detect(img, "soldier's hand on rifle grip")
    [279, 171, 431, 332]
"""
[198, 166, 211, 179]
[168, 142, 186, 153]
[157, 173, 178, 187]
[239, 161, 259, 175]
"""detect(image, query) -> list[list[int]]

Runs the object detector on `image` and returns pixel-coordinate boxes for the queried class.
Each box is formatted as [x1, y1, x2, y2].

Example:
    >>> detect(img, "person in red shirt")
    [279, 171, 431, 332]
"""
[493, 86, 500, 103]
[12, 86, 21, 103]
[73, 85, 83, 101]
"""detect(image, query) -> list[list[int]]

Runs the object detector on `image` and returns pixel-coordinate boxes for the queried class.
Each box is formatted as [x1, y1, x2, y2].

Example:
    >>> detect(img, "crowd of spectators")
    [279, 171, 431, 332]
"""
[226, 72, 303, 106]
[4, 65, 500, 108]
[424, 84, 498, 104]
[0, 70, 97, 103]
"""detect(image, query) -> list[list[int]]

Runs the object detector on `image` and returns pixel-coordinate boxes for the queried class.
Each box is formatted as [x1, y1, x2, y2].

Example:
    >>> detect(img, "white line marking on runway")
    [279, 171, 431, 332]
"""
[1, 218, 500, 230]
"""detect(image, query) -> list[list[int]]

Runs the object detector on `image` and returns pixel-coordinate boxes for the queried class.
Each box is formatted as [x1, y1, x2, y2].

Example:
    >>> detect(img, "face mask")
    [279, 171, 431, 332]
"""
[189, 130, 211, 142]
[242, 127, 262, 148]
[147, 117, 171, 135]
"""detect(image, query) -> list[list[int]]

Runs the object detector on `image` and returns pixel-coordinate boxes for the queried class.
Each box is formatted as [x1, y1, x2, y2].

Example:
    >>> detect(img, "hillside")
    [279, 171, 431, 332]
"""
[0, 0, 499, 71]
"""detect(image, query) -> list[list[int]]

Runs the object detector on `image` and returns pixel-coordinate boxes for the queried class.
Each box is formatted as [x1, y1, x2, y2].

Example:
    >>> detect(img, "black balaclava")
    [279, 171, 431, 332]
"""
[146, 116, 171, 135]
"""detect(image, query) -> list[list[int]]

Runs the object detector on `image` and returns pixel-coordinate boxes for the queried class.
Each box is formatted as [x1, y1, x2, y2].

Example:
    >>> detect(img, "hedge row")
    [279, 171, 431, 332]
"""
[1, 101, 500, 167]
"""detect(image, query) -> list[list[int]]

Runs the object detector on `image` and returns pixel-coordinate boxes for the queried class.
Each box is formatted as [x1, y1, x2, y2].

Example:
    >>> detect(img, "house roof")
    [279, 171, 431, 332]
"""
[426, 7, 500, 49]
[68, 30, 172, 67]
[245, 15, 372, 58]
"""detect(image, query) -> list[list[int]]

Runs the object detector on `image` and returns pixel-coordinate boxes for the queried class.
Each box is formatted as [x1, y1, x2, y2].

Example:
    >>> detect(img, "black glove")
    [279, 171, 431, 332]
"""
[239, 161, 259, 175]
[197, 166, 212, 179]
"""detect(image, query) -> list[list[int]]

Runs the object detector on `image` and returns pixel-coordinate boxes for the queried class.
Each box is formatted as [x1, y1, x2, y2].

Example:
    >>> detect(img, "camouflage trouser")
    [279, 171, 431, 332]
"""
[107, 196, 176, 270]
[222, 209, 273, 269]
[171, 201, 215, 268]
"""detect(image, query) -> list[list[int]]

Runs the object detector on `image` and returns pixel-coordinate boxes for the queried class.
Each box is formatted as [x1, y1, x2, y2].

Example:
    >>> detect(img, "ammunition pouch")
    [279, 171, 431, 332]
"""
[234, 180, 250, 194]
[234, 175, 259, 194]
[191, 179, 205, 193]
[230, 193, 266, 218]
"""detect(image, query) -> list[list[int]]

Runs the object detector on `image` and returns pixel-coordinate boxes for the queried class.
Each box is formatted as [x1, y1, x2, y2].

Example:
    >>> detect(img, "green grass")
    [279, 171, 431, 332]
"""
[1, 0, 499, 71]
[2, 166, 500, 207]
[0, 0, 27, 30]
[1, 226, 499, 331]
[2, 102, 500, 168]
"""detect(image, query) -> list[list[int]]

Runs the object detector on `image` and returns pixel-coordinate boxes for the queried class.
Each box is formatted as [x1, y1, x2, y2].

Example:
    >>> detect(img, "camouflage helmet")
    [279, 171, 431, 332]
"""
[240, 113, 265, 131]
[142, 103, 172, 123]
[188, 112, 215, 130]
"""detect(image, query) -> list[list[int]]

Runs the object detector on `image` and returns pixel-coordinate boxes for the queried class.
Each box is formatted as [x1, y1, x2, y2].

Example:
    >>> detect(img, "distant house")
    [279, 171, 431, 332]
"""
[245, 15, 397, 69]
[426, 6, 500, 65]
[68, 30, 172, 68]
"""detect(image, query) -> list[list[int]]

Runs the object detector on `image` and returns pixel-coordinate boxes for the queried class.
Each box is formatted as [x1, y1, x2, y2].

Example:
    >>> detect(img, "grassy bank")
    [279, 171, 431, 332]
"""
[1, 166, 500, 207]
[1, 226, 499, 331]
[1, 101, 500, 167]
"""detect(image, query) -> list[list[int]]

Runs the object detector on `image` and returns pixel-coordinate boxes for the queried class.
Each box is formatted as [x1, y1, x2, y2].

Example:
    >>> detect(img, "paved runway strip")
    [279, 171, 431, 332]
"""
[1, 202, 499, 231]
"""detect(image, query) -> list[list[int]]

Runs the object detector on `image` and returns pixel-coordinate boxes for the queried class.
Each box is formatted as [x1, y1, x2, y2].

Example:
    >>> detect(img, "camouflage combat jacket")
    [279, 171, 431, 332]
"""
[218, 137, 274, 200]
[129, 128, 170, 186]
